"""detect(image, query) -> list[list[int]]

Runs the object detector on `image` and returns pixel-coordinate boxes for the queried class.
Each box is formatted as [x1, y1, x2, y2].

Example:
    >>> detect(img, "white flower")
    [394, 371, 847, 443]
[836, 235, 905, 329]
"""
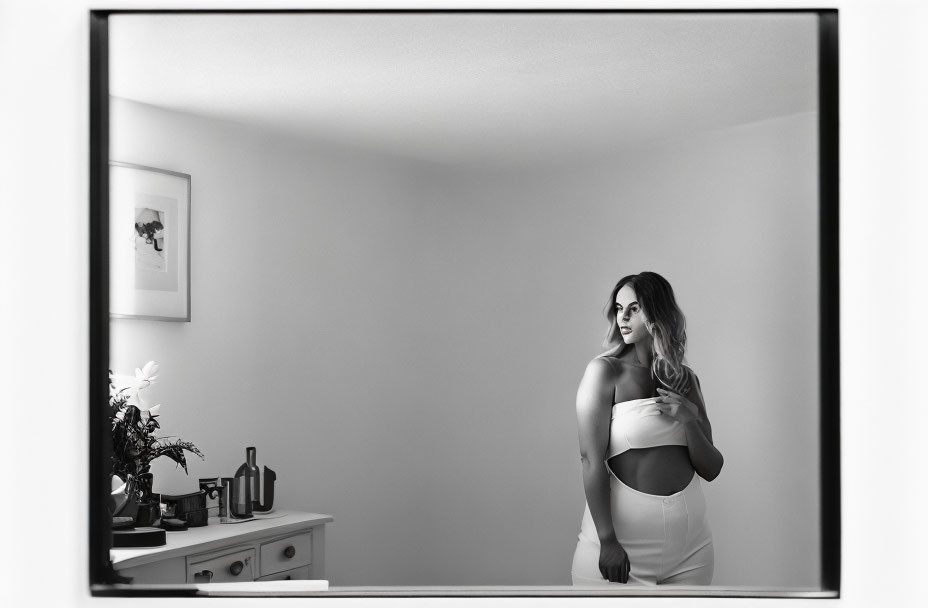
[135, 361, 159, 383]
[113, 361, 161, 411]
[112, 374, 141, 404]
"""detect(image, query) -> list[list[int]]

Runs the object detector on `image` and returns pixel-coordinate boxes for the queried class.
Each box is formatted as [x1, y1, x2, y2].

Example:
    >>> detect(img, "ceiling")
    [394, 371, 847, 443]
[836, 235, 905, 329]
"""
[109, 12, 818, 167]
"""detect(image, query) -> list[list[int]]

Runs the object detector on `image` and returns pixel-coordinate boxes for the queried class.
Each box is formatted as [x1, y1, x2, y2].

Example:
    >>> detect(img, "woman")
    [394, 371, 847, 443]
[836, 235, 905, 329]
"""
[571, 272, 723, 586]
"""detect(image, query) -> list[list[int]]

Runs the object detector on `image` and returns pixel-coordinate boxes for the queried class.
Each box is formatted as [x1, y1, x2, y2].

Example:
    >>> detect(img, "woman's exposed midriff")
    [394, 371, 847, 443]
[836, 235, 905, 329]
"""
[607, 445, 695, 496]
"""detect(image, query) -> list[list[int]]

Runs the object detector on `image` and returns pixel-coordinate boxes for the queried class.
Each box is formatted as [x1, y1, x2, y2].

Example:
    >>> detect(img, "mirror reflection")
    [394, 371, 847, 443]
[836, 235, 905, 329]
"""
[106, 11, 822, 590]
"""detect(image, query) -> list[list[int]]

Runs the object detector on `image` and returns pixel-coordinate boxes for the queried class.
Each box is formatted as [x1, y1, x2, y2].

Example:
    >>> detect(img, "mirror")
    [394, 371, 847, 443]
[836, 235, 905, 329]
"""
[100, 10, 834, 592]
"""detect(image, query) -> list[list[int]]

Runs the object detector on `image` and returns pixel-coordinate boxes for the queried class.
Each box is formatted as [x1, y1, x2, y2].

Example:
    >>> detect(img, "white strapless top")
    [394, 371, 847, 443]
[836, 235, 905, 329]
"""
[605, 397, 688, 460]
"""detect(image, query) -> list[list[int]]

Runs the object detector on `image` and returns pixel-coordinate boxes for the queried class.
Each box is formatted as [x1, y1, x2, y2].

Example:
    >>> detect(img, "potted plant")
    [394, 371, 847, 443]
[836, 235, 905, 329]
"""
[109, 361, 204, 525]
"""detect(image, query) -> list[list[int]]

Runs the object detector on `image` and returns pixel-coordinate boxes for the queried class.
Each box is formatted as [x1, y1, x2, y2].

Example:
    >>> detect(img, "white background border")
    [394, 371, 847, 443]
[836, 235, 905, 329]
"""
[1, 1, 925, 607]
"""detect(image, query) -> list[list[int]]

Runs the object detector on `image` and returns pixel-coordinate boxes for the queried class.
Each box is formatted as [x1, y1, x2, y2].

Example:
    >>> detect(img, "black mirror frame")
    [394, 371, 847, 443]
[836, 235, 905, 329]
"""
[89, 8, 839, 597]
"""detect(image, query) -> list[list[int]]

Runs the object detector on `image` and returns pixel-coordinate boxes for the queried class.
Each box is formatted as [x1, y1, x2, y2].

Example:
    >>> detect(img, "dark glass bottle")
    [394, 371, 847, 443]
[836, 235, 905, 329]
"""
[246, 446, 261, 511]
[232, 462, 253, 518]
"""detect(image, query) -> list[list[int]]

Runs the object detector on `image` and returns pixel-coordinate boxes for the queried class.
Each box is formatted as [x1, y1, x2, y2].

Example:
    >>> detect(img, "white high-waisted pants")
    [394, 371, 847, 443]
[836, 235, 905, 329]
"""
[571, 472, 714, 586]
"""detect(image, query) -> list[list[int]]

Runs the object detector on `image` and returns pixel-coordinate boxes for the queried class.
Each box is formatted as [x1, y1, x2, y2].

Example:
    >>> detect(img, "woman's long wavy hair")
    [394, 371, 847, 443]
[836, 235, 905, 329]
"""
[603, 271, 690, 394]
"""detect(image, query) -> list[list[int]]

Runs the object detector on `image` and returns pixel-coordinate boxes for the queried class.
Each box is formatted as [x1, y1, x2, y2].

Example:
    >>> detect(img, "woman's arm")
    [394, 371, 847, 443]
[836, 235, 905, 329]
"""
[576, 358, 630, 583]
[655, 372, 724, 482]
[687, 372, 715, 443]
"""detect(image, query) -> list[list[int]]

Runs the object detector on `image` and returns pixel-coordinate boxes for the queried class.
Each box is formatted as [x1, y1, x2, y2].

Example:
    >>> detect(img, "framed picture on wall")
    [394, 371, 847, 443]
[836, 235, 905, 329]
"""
[109, 161, 191, 321]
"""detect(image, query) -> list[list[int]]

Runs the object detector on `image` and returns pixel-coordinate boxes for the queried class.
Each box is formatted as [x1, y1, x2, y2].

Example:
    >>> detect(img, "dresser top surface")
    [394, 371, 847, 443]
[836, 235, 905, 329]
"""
[111, 510, 333, 569]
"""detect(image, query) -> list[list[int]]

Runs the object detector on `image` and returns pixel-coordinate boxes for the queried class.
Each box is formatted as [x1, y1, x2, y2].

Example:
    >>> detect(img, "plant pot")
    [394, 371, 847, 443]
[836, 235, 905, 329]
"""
[128, 473, 159, 526]
[110, 476, 139, 521]
[135, 500, 161, 527]
[137, 473, 155, 501]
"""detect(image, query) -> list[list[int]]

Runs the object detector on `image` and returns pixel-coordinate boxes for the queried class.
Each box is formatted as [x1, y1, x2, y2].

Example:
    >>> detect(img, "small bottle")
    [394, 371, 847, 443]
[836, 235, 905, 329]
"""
[233, 463, 253, 518]
[219, 477, 234, 521]
[246, 447, 261, 511]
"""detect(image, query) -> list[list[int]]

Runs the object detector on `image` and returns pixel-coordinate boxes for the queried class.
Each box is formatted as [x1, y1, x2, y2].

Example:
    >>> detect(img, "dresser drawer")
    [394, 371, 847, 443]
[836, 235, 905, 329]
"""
[256, 565, 312, 581]
[259, 531, 312, 576]
[187, 546, 256, 583]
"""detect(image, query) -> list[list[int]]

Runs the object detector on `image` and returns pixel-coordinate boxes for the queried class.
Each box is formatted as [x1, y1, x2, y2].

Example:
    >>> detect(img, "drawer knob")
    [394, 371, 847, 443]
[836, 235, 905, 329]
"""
[194, 570, 213, 583]
[283, 545, 296, 559]
[229, 560, 244, 576]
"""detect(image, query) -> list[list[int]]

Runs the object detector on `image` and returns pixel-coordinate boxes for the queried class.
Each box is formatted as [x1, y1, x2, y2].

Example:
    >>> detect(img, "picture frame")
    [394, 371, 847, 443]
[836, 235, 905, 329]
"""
[109, 161, 191, 321]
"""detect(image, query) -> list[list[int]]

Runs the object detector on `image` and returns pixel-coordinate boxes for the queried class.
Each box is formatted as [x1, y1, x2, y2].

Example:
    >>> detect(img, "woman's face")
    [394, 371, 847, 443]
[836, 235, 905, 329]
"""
[615, 284, 651, 345]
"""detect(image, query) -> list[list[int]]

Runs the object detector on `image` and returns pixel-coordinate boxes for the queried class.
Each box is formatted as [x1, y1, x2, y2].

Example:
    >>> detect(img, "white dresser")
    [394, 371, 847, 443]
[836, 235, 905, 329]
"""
[110, 510, 333, 584]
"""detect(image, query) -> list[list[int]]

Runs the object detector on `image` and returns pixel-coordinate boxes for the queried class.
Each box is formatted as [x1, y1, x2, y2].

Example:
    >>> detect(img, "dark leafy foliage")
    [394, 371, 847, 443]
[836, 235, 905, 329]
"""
[109, 370, 204, 497]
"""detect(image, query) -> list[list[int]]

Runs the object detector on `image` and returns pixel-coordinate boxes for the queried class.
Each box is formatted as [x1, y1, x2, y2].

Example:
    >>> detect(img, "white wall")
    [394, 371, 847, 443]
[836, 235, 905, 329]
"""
[472, 114, 822, 588]
[110, 97, 818, 587]
[3, 1, 928, 607]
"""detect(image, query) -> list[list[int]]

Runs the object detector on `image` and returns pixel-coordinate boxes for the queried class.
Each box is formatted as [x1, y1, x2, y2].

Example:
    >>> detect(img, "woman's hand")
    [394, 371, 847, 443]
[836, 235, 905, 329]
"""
[599, 537, 631, 583]
[655, 388, 699, 424]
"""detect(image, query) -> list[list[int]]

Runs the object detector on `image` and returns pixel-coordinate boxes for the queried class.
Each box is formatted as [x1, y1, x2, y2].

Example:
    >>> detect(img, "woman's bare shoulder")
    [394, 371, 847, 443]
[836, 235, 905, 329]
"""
[582, 355, 619, 381]
[577, 357, 618, 409]
[584, 354, 639, 390]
